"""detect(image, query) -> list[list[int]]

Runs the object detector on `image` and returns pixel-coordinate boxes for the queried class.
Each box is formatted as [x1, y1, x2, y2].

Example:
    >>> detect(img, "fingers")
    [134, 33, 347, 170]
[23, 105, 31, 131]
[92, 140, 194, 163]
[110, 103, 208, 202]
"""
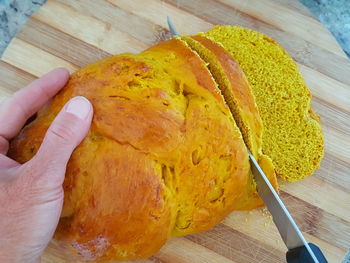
[0, 68, 70, 141]
[0, 136, 9, 154]
[30, 96, 93, 185]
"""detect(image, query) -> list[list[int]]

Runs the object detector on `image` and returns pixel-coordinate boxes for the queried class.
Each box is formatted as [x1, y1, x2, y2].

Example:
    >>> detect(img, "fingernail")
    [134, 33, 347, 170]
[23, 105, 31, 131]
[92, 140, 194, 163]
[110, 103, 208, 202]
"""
[66, 96, 91, 120]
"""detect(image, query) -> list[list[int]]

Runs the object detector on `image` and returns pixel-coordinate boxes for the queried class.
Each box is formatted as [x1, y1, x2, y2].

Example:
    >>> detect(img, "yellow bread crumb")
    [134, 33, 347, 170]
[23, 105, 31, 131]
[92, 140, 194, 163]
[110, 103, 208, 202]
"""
[205, 26, 324, 182]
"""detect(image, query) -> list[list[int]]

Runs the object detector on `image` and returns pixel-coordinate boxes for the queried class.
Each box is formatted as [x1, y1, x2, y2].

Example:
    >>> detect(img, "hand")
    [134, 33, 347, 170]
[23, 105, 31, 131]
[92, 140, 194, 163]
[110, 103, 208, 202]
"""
[0, 68, 93, 263]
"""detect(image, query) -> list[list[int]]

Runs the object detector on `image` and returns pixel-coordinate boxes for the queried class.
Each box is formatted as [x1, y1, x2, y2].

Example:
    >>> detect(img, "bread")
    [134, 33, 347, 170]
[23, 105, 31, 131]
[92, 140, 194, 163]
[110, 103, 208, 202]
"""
[8, 25, 324, 261]
[204, 26, 324, 181]
[182, 35, 278, 209]
[9, 38, 254, 262]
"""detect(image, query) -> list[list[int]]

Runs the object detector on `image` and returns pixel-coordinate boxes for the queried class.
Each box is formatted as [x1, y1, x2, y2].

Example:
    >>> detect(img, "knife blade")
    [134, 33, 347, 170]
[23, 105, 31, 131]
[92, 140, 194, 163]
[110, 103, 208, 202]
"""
[166, 16, 327, 263]
[167, 16, 179, 36]
[248, 151, 308, 249]
[248, 151, 326, 263]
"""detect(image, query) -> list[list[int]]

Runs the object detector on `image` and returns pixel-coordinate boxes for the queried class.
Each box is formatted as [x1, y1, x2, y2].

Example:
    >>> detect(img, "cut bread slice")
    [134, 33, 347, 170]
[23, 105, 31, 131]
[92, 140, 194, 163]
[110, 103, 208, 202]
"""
[183, 35, 262, 158]
[182, 35, 278, 210]
[204, 26, 324, 182]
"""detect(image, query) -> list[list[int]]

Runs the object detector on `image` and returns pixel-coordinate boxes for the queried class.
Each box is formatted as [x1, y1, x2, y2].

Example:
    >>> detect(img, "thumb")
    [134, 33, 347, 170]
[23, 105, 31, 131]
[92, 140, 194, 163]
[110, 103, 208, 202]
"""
[32, 96, 93, 184]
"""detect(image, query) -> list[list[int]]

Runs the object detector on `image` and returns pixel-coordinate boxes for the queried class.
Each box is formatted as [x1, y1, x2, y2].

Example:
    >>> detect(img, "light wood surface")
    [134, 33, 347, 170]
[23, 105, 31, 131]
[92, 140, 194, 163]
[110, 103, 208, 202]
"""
[1, 0, 349, 262]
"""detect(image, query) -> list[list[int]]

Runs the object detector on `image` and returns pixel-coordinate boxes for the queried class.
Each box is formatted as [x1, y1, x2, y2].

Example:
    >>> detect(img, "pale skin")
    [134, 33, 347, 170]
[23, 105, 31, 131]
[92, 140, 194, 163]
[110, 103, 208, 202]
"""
[0, 68, 93, 262]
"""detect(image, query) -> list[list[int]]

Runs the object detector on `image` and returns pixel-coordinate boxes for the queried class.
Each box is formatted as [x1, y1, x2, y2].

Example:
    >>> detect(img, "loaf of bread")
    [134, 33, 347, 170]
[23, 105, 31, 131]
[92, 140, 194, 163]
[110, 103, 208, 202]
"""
[204, 26, 324, 181]
[9, 25, 323, 262]
[9, 38, 258, 262]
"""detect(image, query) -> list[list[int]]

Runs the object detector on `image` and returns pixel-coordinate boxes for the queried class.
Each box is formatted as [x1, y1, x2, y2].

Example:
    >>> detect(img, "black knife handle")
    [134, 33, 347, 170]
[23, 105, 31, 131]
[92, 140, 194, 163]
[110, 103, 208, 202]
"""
[286, 243, 328, 263]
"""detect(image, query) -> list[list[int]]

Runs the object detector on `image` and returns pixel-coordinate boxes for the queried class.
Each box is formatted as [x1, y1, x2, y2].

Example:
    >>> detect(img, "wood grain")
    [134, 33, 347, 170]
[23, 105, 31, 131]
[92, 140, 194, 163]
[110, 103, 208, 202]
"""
[1, 0, 349, 262]
[217, 0, 346, 58]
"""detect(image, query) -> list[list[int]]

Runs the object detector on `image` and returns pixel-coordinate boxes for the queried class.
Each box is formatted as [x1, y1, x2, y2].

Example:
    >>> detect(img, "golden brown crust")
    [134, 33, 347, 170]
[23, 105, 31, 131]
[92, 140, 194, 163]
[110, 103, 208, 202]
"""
[56, 138, 172, 262]
[144, 38, 226, 106]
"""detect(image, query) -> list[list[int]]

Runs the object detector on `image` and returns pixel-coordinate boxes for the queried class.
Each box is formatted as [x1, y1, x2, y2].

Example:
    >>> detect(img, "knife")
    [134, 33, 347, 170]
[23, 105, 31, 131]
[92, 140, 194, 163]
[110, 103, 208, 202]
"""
[167, 16, 179, 36]
[167, 17, 328, 263]
[248, 151, 327, 263]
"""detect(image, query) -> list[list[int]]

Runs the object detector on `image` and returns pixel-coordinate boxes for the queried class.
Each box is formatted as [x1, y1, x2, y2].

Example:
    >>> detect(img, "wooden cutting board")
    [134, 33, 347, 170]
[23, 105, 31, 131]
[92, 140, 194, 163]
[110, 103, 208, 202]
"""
[1, 0, 350, 262]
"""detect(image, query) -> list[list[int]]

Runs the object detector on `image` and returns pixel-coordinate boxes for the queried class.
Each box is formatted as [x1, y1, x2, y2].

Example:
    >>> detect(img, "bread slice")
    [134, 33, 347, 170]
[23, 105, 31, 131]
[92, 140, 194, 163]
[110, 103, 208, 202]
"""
[182, 35, 278, 210]
[182, 35, 262, 158]
[204, 26, 324, 181]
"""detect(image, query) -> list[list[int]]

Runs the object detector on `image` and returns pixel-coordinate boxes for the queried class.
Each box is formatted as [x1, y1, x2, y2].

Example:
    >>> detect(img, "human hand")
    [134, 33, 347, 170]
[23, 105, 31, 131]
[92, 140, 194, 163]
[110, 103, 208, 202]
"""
[0, 68, 93, 263]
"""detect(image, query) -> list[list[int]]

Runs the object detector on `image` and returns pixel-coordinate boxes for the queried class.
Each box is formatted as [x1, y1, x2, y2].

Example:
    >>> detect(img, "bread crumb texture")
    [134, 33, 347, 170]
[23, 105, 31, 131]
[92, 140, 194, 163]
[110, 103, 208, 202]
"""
[9, 39, 252, 262]
[205, 25, 324, 182]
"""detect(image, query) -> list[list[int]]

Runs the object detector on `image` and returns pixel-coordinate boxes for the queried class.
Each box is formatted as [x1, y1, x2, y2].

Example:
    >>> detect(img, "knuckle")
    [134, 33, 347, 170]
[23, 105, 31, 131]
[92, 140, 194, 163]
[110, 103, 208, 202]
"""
[48, 120, 78, 145]
[0, 135, 9, 153]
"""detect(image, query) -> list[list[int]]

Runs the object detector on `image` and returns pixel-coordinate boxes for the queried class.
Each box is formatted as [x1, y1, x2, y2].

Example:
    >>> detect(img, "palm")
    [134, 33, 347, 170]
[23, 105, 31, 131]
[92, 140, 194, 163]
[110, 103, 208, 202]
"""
[0, 163, 63, 261]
